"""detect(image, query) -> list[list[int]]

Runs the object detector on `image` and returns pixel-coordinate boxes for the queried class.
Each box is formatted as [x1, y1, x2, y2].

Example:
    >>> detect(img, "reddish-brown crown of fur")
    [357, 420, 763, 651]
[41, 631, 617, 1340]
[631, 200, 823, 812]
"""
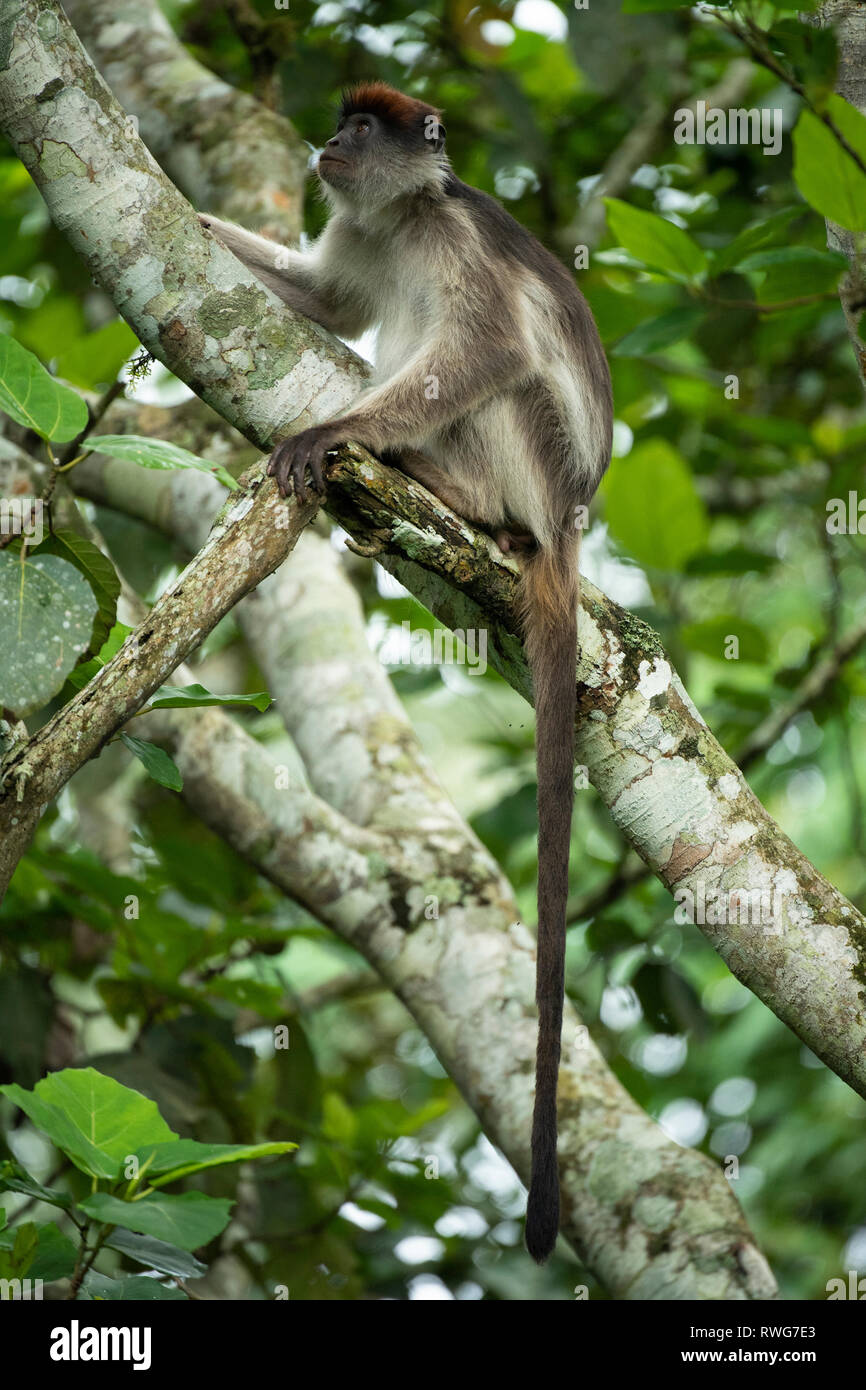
[338, 82, 441, 134]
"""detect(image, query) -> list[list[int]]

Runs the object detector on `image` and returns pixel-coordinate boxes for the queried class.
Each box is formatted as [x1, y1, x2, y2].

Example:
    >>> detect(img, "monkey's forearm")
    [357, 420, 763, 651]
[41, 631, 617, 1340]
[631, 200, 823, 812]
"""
[198, 214, 369, 337]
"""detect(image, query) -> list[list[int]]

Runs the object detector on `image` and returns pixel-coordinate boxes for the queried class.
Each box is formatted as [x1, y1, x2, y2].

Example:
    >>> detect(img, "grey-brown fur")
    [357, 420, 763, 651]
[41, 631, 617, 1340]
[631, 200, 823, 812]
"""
[200, 83, 613, 1262]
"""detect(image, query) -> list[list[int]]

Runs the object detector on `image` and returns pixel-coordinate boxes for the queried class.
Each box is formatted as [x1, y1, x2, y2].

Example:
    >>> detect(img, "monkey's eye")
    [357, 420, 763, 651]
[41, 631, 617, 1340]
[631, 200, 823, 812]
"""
[355, 119, 370, 135]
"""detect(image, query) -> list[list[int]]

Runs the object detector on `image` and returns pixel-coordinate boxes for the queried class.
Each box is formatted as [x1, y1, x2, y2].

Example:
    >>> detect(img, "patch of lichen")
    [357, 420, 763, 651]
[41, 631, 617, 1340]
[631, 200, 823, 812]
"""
[198, 285, 268, 337]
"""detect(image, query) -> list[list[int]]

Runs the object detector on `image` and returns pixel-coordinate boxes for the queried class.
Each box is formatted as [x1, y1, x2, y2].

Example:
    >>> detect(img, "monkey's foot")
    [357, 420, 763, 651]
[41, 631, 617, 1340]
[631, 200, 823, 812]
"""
[495, 528, 537, 555]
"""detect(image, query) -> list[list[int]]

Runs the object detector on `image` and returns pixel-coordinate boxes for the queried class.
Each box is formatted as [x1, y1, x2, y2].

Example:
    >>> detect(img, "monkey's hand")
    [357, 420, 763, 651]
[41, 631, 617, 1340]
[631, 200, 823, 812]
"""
[266, 425, 348, 502]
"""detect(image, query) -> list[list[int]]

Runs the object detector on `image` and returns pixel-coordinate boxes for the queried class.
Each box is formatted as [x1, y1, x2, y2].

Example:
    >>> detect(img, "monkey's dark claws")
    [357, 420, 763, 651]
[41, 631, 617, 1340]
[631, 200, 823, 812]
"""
[267, 427, 343, 504]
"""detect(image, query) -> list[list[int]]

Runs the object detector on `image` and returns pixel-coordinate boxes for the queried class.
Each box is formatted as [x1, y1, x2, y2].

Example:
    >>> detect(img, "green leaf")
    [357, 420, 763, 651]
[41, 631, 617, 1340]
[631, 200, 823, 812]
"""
[737, 246, 848, 304]
[0, 1068, 177, 1180]
[148, 682, 271, 713]
[0, 552, 98, 718]
[105, 1228, 207, 1280]
[64, 621, 133, 692]
[735, 247, 847, 273]
[0, 1160, 72, 1210]
[0, 332, 88, 441]
[680, 616, 769, 664]
[0, 1221, 78, 1282]
[768, 19, 837, 102]
[612, 307, 705, 357]
[131, 1139, 296, 1186]
[83, 434, 239, 491]
[793, 96, 866, 231]
[56, 319, 138, 391]
[322, 1092, 358, 1143]
[119, 733, 183, 792]
[711, 209, 804, 273]
[17, 297, 85, 364]
[79, 1191, 232, 1252]
[0, 1221, 38, 1283]
[603, 439, 709, 570]
[30, 530, 120, 658]
[604, 199, 707, 280]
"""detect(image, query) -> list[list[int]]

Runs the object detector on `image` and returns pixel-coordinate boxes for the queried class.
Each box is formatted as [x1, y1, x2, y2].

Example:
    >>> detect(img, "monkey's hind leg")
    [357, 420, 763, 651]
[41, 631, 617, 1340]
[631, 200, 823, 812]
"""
[387, 450, 484, 522]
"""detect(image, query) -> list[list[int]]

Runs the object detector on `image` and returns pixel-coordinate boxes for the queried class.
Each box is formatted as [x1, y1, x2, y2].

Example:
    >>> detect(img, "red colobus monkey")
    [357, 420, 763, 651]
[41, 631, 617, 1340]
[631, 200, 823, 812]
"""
[201, 83, 613, 1262]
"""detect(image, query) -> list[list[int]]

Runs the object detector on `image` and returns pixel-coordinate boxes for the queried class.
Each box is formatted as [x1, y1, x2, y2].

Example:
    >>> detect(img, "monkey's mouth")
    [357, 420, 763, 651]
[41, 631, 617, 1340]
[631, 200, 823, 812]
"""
[318, 154, 347, 168]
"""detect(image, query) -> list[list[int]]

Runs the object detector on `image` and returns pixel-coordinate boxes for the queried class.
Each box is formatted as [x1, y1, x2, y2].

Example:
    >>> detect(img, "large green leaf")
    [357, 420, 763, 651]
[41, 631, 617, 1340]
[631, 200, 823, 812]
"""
[83, 434, 239, 491]
[0, 552, 98, 717]
[132, 1139, 296, 1186]
[0, 1068, 176, 1180]
[79, 1191, 232, 1252]
[604, 199, 707, 280]
[30, 529, 120, 658]
[604, 438, 709, 570]
[793, 96, 866, 231]
[0, 1160, 72, 1210]
[0, 332, 88, 441]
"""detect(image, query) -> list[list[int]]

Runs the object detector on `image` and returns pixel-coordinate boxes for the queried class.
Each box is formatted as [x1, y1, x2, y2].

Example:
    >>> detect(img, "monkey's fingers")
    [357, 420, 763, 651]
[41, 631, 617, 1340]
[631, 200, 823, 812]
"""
[290, 452, 310, 503]
[307, 443, 328, 494]
[266, 441, 294, 499]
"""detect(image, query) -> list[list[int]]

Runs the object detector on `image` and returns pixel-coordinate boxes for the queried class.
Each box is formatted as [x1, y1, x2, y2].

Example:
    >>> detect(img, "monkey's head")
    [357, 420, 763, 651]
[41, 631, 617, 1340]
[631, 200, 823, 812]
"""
[318, 83, 447, 209]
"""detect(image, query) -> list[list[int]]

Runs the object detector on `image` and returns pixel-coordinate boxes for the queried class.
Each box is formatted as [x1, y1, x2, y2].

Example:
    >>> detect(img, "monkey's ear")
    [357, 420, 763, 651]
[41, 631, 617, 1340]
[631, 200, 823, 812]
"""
[432, 122, 446, 153]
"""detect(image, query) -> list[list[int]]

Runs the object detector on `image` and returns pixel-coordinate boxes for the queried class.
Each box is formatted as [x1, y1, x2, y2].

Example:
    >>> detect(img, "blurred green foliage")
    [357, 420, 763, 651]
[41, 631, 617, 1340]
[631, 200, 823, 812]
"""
[1, 0, 866, 1300]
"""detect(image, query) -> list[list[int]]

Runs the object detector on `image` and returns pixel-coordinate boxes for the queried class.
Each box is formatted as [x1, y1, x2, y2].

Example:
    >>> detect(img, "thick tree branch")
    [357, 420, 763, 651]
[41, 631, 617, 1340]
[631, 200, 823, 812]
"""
[62, 0, 306, 240]
[136, 700, 776, 1299]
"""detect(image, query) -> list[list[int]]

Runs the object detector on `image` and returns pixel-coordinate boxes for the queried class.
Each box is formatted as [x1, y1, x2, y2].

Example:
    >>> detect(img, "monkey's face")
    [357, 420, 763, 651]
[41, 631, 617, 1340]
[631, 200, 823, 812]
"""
[317, 110, 445, 208]
[317, 111, 377, 191]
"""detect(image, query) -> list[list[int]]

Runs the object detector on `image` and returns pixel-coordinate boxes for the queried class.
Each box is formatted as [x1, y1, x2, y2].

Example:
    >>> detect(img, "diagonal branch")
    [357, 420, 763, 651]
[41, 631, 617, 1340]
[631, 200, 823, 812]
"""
[62, 0, 306, 240]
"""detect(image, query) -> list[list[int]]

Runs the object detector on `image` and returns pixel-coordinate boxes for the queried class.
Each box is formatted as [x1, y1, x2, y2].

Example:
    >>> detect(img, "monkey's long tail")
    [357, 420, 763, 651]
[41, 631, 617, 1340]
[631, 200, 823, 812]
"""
[519, 537, 579, 1265]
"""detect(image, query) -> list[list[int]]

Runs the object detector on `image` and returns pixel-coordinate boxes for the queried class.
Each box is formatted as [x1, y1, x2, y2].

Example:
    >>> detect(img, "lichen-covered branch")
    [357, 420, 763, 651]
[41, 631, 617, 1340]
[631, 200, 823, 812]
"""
[11, 410, 777, 1299]
[137, 701, 776, 1299]
[62, 0, 306, 240]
